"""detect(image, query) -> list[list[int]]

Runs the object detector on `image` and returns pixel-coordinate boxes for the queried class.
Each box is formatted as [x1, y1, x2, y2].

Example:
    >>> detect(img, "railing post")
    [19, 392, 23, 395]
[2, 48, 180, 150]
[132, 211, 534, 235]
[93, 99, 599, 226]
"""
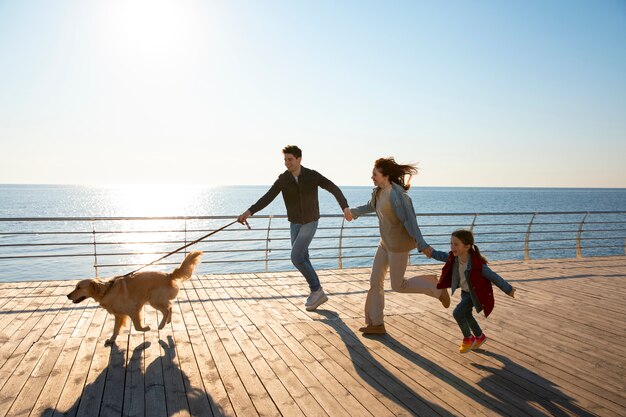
[338, 218, 345, 269]
[524, 213, 536, 261]
[576, 212, 589, 258]
[92, 223, 99, 277]
[265, 216, 273, 273]
[184, 218, 188, 257]
[470, 214, 478, 232]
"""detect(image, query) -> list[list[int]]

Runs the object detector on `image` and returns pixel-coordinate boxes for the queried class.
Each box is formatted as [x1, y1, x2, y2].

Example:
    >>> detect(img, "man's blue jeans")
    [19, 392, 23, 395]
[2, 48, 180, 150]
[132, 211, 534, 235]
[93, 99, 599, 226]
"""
[290, 221, 320, 292]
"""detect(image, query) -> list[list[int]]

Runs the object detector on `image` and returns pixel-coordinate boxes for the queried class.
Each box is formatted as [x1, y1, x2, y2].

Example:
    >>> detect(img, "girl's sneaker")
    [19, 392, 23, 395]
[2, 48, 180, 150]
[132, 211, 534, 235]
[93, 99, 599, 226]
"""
[472, 333, 487, 350]
[459, 336, 476, 353]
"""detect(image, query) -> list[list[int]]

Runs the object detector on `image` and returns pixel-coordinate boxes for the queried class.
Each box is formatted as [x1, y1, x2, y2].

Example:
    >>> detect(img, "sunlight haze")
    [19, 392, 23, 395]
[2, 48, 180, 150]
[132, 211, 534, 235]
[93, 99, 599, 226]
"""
[1, 0, 624, 187]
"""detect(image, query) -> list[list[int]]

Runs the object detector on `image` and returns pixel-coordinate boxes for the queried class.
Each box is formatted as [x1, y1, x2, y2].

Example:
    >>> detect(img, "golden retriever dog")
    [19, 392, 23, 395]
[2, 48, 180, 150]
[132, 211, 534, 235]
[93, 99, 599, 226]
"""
[67, 251, 202, 345]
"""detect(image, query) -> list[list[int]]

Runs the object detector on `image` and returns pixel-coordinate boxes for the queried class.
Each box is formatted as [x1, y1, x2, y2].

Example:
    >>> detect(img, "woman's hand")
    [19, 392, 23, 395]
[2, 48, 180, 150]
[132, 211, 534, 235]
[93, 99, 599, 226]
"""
[343, 207, 353, 222]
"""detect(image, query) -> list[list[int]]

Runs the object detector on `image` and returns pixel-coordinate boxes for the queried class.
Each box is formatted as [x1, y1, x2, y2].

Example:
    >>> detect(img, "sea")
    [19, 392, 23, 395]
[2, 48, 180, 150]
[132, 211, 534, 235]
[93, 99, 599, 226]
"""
[1, 184, 625, 282]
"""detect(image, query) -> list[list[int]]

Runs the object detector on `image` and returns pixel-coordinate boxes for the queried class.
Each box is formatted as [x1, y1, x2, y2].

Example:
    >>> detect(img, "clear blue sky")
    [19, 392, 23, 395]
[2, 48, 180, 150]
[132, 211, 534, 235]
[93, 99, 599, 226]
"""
[1, 0, 625, 187]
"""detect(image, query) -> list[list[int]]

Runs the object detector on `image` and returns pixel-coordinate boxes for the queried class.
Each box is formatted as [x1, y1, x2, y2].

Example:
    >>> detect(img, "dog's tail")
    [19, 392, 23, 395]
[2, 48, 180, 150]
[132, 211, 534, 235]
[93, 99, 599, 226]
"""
[170, 251, 202, 281]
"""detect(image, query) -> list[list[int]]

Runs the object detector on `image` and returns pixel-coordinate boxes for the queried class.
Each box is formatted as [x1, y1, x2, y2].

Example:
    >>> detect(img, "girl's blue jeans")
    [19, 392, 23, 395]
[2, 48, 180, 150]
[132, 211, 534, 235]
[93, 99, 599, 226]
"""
[453, 290, 483, 338]
[290, 221, 321, 292]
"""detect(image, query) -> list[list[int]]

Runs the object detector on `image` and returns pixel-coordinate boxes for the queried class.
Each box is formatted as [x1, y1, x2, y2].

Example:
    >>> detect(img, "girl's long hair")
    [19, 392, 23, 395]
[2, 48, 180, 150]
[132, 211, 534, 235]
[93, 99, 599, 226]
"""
[451, 229, 488, 264]
[374, 157, 418, 190]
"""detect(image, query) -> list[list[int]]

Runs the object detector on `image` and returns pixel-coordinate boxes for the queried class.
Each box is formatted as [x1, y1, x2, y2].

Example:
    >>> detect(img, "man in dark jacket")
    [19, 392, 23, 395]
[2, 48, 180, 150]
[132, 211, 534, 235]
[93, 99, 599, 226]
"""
[238, 145, 352, 311]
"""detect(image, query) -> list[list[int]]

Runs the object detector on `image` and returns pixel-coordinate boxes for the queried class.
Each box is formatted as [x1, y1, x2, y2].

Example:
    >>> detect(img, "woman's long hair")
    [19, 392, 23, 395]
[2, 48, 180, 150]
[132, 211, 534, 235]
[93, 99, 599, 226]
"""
[374, 157, 418, 191]
[451, 229, 488, 264]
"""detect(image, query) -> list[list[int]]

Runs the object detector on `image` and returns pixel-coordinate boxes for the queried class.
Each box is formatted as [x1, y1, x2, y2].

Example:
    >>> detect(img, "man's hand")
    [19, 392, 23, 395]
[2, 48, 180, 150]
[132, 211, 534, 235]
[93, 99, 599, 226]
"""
[422, 246, 433, 258]
[343, 207, 353, 222]
[237, 210, 251, 224]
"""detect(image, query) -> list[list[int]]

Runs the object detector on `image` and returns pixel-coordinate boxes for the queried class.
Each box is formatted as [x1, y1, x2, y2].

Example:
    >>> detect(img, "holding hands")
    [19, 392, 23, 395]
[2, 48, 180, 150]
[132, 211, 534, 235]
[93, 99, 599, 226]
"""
[422, 246, 433, 258]
[343, 207, 353, 222]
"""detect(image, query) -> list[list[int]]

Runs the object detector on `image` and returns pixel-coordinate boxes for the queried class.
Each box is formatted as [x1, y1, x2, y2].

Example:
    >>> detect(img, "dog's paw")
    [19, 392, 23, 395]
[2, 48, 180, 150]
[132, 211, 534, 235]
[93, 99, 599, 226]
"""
[104, 338, 115, 346]
[141, 326, 151, 332]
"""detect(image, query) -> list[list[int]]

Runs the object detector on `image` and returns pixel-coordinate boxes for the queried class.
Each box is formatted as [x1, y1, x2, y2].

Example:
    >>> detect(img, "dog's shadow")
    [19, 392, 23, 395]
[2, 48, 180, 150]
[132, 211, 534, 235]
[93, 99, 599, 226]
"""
[39, 337, 225, 417]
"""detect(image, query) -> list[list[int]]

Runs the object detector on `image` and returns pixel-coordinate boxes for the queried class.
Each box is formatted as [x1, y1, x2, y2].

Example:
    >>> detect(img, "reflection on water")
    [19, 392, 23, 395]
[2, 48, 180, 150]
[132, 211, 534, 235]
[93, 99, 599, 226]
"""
[1, 185, 625, 281]
[108, 184, 204, 217]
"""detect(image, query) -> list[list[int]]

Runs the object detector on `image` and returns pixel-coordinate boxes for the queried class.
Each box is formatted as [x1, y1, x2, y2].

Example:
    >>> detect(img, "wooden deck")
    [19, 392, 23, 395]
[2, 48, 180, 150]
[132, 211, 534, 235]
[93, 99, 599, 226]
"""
[1, 256, 625, 417]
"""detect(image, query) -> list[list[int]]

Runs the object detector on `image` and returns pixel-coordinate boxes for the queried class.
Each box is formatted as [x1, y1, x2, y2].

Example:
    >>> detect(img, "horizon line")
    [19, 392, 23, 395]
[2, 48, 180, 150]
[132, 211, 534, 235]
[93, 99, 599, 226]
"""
[1, 183, 625, 190]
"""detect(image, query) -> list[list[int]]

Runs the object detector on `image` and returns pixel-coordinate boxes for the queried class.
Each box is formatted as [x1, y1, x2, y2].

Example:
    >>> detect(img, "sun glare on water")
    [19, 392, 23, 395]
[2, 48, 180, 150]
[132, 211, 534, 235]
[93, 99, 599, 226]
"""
[111, 184, 201, 217]
[106, 184, 204, 270]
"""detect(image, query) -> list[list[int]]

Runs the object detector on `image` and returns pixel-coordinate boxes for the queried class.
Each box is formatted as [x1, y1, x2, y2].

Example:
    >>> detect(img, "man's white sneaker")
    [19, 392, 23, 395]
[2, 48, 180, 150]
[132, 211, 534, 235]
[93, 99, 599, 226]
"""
[305, 288, 328, 311]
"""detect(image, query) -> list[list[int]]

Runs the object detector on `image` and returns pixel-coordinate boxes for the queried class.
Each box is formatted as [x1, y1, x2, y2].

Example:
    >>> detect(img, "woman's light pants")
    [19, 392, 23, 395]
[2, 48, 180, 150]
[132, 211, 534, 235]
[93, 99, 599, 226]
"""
[365, 244, 442, 326]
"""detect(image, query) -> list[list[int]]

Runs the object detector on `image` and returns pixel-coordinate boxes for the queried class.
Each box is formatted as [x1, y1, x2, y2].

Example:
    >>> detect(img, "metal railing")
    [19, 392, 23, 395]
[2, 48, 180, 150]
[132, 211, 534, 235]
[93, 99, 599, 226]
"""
[0, 211, 625, 281]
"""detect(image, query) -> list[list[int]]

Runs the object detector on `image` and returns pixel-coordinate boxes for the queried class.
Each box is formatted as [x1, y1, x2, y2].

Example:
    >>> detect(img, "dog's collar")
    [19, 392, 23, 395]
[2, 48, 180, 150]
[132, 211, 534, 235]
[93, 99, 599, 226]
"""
[102, 275, 127, 297]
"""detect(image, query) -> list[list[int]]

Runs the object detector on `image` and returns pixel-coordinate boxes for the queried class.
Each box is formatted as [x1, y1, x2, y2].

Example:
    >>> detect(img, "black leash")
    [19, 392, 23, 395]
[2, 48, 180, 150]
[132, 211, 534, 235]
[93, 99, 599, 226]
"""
[122, 219, 250, 277]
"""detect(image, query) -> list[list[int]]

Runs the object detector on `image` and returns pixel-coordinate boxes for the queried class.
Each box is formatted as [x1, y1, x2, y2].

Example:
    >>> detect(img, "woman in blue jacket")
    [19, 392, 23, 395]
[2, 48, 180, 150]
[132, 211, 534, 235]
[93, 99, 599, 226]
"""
[350, 157, 450, 334]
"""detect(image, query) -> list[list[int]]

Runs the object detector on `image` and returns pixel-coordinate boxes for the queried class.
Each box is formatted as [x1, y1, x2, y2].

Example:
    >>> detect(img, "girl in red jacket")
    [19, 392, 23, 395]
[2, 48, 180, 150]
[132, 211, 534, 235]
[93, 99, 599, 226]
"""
[430, 229, 516, 353]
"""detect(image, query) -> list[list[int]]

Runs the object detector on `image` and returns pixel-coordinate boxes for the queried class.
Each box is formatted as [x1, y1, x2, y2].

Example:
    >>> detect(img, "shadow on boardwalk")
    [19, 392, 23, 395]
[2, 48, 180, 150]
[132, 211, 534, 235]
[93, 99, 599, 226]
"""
[318, 311, 595, 417]
[39, 337, 225, 417]
[471, 350, 596, 417]
[316, 310, 455, 416]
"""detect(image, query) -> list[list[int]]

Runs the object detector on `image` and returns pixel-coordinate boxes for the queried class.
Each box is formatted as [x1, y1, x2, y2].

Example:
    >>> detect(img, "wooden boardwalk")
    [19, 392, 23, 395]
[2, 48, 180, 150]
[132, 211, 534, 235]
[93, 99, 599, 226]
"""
[1, 256, 625, 417]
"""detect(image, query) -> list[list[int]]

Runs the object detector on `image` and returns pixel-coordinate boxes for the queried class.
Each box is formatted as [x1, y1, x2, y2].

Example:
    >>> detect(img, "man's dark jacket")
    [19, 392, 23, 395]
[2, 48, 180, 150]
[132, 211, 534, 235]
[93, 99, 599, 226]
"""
[248, 166, 349, 224]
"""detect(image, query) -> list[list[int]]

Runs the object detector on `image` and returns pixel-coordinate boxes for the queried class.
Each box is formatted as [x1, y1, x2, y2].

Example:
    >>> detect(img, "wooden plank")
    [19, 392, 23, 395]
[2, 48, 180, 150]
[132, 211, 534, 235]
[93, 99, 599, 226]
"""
[158, 321, 191, 417]
[27, 336, 82, 417]
[23, 288, 97, 417]
[172, 284, 224, 417]
[303, 317, 489, 417]
[378, 316, 551, 417]
[144, 308, 168, 417]
[0, 282, 51, 365]
[295, 321, 400, 417]
[4, 339, 66, 417]
[208, 277, 240, 330]
[265, 322, 354, 417]
[250, 273, 298, 325]
[281, 322, 375, 417]
[212, 324, 279, 416]
[231, 325, 305, 416]
[0, 283, 73, 412]
[181, 279, 236, 416]
[229, 276, 273, 327]
[122, 333, 146, 417]
[60, 307, 108, 417]
[402, 310, 620, 417]
[247, 324, 329, 417]
[310, 317, 451, 417]
[434, 274, 626, 399]
[0, 257, 622, 417]
[0, 282, 42, 327]
[491, 299, 626, 385]
[317, 270, 367, 319]
[190, 276, 260, 416]
[36, 296, 82, 343]
[7, 282, 85, 417]
[94, 334, 128, 417]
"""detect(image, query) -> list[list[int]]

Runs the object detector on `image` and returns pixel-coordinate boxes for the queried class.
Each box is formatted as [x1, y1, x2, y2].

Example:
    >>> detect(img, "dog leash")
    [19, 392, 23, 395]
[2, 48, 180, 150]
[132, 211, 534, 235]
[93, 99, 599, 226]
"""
[121, 219, 250, 277]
